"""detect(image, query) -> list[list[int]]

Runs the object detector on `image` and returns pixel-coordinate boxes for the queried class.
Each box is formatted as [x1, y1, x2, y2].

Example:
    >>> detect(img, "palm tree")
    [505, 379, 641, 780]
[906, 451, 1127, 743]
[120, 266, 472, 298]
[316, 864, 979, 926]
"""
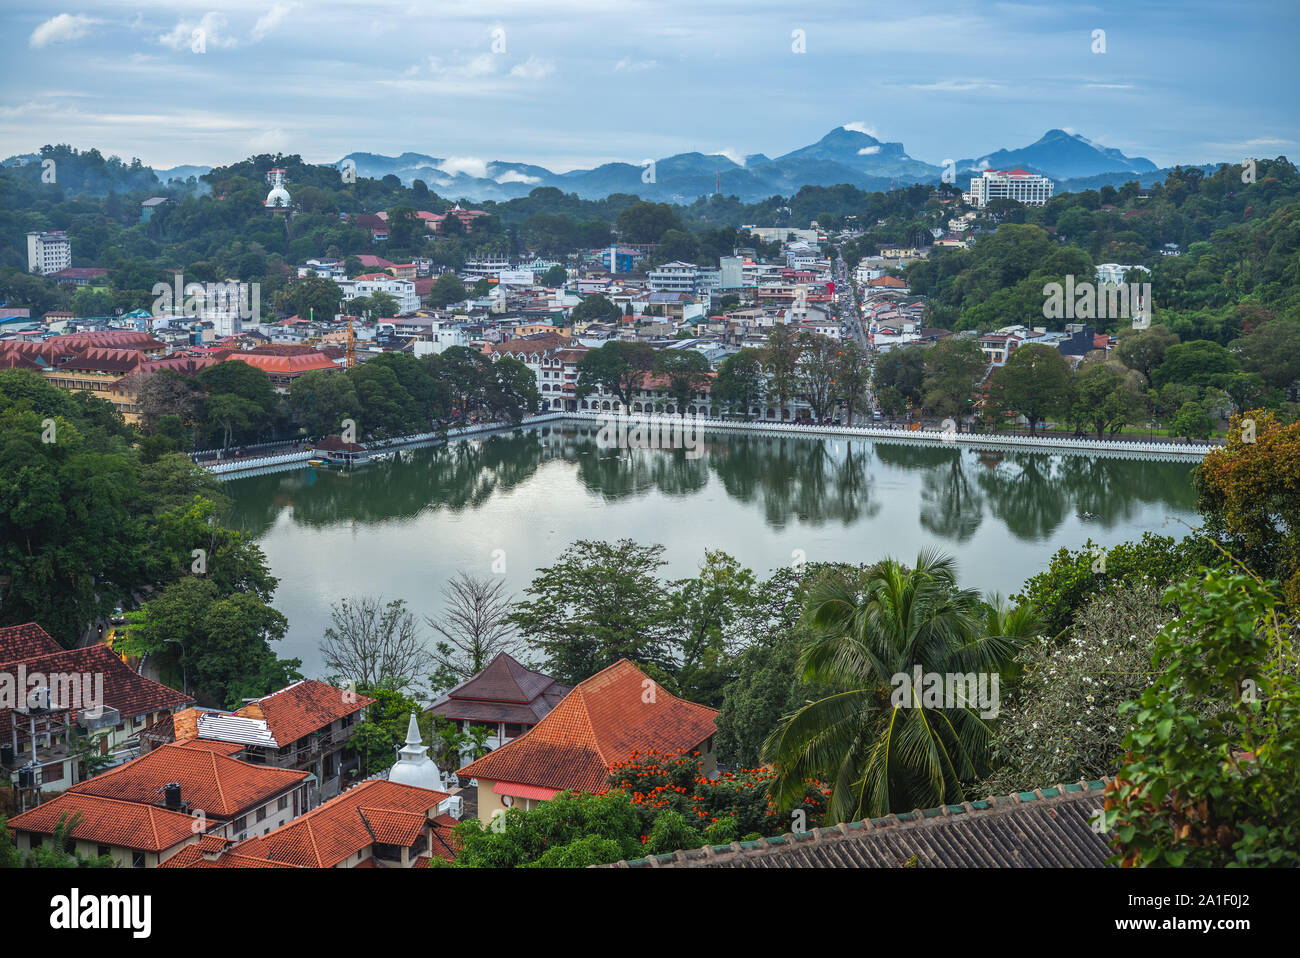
[763, 551, 1022, 822]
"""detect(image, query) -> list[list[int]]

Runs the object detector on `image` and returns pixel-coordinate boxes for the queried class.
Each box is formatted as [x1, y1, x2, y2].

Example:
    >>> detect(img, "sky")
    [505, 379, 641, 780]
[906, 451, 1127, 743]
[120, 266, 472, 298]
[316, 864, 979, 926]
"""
[1, 1, 1296, 175]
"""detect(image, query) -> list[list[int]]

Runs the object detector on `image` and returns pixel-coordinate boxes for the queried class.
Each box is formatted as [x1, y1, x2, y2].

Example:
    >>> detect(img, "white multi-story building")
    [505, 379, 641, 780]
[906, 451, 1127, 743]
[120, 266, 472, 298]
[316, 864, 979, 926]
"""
[647, 261, 700, 295]
[965, 168, 1054, 207]
[339, 273, 419, 315]
[27, 231, 71, 276]
[462, 255, 512, 281]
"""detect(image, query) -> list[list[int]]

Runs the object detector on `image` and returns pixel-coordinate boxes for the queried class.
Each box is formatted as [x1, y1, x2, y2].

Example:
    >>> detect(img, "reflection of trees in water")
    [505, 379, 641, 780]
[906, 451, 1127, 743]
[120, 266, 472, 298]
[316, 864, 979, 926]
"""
[223, 431, 545, 534]
[709, 435, 879, 528]
[221, 426, 1200, 544]
[919, 449, 984, 542]
[570, 431, 711, 500]
[976, 453, 1070, 540]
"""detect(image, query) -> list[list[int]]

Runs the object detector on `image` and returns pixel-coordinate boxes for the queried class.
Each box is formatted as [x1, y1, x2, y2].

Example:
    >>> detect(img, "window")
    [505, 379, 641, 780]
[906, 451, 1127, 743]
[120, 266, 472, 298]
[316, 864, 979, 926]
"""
[256, 807, 266, 822]
[278, 796, 288, 812]
[234, 816, 247, 832]
[97, 845, 111, 859]
[132, 852, 146, 868]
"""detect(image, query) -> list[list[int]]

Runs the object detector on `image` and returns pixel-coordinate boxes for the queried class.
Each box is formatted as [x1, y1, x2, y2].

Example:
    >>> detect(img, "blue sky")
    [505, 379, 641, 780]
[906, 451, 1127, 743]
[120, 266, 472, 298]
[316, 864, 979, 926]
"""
[1, 1, 1296, 174]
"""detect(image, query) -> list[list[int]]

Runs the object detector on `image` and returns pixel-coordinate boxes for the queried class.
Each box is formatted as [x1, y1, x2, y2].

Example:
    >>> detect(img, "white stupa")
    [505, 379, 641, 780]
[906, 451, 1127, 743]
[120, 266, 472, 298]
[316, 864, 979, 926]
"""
[264, 168, 291, 209]
[387, 712, 446, 791]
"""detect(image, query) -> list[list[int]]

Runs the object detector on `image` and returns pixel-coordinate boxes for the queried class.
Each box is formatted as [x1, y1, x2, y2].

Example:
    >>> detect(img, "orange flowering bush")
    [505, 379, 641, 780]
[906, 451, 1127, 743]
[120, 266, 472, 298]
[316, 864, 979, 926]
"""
[605, 748, 830, 841]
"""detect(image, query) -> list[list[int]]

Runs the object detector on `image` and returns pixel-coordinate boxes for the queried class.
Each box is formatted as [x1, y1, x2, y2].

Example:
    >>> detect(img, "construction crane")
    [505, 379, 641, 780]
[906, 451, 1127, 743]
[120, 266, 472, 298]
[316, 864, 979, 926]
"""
[345, 313, 356, 368]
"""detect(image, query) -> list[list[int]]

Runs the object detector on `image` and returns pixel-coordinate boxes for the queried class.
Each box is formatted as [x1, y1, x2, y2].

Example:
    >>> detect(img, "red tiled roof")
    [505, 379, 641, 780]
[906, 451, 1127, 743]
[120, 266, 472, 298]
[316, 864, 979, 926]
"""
[7, 792, 199, 853]
[227, 779, 449, 868]
[70, 742, 309, 819]
[427, 652, 570, 725]
[358, 806, 427, 845]
[0, 645, 190, 733]
[0, 622, 62, 664]
[458, 659, 718, 794]
[233, 679, 374, 746]
[158, 834, 303, 868]
[224, 353, 338, 375]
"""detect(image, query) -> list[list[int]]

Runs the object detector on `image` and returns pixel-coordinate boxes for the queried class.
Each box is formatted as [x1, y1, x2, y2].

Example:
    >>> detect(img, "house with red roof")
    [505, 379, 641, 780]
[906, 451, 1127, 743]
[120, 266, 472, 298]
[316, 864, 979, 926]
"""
[140, 679, 375, 806]
[68, 740, 312, 842]
[159, 778, 459, 868]
[458, 659, 718, 825]
[1, 626, 193, 799]
[6, 791, 207, 868]
[426, 653, 571, 754]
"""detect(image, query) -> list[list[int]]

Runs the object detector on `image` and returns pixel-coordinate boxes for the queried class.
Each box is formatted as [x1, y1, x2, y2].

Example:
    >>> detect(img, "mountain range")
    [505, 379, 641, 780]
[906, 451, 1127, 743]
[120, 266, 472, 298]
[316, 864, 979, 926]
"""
[309, 128, 1166, 203]
[21, 127, 1194, 203]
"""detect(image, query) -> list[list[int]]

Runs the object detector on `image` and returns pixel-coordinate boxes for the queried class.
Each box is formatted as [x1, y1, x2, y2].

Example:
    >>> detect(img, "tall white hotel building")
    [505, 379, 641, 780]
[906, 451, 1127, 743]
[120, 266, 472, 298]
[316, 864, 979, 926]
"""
[965, 168, 1054, 207]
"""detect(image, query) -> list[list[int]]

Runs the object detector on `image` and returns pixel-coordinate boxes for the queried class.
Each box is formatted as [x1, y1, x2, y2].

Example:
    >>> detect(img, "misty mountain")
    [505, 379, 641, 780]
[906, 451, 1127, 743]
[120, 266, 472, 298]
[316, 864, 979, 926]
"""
[954, 129, 1159, 181]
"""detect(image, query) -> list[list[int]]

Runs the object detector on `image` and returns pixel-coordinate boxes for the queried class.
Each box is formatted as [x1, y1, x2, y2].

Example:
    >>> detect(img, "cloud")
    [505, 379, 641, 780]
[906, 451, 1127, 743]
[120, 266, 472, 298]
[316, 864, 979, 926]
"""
[30, 14, 97, 48]
[438, 157, 489, 179]
[252, 3, 297, 43]
[907, 79, 1004, 92]
[614, 57, 656, 73]
[1084, 83, 1135, 91]
[510, 57, 554, 80]
[842, 122, 878, 137]
[857, 145, 881, 155]
[496, 170, 540, 184]
[159, 12, 237, 51]
[713, 148, 745, 167]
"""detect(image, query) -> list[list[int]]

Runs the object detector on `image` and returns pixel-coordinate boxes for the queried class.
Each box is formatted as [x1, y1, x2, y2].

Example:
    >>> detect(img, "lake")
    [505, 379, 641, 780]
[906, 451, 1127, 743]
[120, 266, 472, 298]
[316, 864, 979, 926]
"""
[222, 424, 1201, 679]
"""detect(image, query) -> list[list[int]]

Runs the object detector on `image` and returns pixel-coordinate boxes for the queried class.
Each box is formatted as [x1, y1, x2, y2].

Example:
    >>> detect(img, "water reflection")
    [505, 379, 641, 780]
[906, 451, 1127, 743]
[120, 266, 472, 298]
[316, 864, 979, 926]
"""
[222, 427, 1198, 546]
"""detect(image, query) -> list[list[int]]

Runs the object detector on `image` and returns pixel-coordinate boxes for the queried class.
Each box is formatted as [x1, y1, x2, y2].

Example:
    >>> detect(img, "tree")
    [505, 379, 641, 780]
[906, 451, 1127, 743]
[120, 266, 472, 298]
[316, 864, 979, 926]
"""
[762, 323, 802, 417]
[569, 293, 621, 325]
[982, 582, 1170, 795]
[429, 272, 467, 308]
[1151, 339, 1239, 389]
[1234, 316, 1300, 394]
[990, 343, 1074, 430]
[653, 349, 711, 416]
[134, 370, 204, 433]
[1070, 362, 1145, 438]
[426, 572, 524, 693]
[320, 596, 432, 696]
[615, 201, 682, 244]
[485, 356, 541, 422]
[542, 265, 567, 287]
[285, 276, 342, 322]
[922, 336, 986, 419]
[763, 553, 1018, 821]
[835, 340, 871, 425]
[1107, 568, 1300, 867]
[1169, 400, 1213, 440]
[796, 333, 839, 420]
[1197, 411, 1300, 603]
[666, 550, 763, 706]
[575, 341, 655, 410]
[119, 577, 299, 708]
[506, 539, 673, 685]
[872, 345, 925, 409]
[711, 348, 765, 419]
[1116, 325, 1179, 379]
[288, 369, 360, 438]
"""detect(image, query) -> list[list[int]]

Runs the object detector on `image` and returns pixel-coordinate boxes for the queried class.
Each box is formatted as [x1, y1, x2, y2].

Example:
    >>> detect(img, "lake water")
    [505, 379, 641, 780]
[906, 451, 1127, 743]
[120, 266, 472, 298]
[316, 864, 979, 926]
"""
[222, 424, 1201, 679]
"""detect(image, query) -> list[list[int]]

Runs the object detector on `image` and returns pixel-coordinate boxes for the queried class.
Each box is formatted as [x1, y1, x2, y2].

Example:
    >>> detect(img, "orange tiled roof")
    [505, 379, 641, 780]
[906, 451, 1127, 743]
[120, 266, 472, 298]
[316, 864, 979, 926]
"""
[225, 779, 449, 868]
[232, 679, 374, 746]
[158, 834, 303, 868]
[226, 353, 339, 375]
[7, 792, 199, 853]
[358, 806, 426, 845]
[459, 659, 718, 794]
[69, 742, 308, 819]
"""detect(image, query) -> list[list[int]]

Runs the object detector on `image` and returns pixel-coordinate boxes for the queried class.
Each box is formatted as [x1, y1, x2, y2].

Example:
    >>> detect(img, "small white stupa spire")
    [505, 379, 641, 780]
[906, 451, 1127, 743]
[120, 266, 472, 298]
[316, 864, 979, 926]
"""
[388, 712, 447, 791]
